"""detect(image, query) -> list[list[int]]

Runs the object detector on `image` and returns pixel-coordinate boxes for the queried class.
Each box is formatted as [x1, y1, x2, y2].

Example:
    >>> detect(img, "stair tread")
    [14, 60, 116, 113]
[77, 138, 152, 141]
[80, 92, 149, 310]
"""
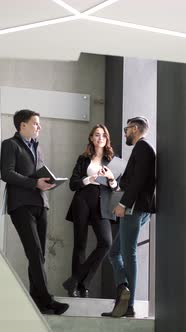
[49, 297, 154, 319]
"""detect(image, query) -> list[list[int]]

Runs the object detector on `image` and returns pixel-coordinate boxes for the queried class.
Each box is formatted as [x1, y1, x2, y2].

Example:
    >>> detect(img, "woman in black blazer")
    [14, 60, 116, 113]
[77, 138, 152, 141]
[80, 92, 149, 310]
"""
[63, 124, 117, 297]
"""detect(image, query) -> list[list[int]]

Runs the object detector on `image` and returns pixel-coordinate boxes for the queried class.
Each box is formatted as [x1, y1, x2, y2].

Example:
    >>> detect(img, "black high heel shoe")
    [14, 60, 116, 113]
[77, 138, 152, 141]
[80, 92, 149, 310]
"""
[63, 277, 79, 297]
[78, 284, 89, 298]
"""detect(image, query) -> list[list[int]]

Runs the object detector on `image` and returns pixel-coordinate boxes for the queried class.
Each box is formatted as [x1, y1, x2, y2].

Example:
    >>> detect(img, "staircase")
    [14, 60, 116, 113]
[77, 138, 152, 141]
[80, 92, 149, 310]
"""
[45, 297, 154, 332]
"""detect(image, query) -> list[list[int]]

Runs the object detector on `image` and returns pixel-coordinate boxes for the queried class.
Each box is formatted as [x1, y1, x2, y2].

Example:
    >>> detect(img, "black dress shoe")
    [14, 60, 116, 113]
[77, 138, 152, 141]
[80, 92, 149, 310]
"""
[45, 300, 69, 315]
[63, 277, 79, 297]
[101, 311, 112, 317]
[38, 306, 55, 315]
[32, 297, 55, 315]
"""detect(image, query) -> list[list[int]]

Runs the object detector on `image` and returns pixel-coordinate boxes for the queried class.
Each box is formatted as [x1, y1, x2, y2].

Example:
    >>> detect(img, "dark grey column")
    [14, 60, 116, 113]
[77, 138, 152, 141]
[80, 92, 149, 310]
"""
[101, 56, 123, 298]
[105, 55, 123, 156]
[156, 61, 185, 332]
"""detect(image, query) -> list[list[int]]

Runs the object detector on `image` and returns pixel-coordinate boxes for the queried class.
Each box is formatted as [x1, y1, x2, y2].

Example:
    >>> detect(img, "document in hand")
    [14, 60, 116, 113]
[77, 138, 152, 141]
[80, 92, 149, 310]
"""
[96, 156, 126, 186]
[36, 165, 68, 189]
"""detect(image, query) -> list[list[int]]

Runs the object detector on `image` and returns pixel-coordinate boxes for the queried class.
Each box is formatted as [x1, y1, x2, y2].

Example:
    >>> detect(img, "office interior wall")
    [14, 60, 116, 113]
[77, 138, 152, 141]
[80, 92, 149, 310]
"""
[0, 54, 105, 297]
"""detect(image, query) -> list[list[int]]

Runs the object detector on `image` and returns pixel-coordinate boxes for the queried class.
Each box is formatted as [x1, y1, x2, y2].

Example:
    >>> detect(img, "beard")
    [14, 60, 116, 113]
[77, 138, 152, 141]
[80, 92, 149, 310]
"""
[126, 134, 133, 146]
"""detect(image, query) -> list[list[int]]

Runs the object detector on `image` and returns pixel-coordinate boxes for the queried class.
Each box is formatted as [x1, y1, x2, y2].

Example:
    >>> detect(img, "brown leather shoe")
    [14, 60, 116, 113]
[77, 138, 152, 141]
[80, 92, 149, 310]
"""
[111, 286, 130, 317]
[101, 285, 130, 318]
[124, 306, 135, 317]
[101, 305, 135, 318]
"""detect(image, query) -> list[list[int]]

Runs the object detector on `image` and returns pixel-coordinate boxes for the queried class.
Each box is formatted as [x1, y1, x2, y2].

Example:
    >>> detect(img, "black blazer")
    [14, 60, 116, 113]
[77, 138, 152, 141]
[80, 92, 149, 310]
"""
[119, 138, 156, 213]
[66, 155, 117, 222]
[0, 132, 49, 213]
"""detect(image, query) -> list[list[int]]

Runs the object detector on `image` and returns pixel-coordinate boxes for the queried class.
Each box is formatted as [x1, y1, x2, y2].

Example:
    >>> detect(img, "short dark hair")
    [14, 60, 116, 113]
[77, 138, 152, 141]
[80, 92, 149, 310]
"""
[14, 109, 40, 131]
[127, 116, 149, 134]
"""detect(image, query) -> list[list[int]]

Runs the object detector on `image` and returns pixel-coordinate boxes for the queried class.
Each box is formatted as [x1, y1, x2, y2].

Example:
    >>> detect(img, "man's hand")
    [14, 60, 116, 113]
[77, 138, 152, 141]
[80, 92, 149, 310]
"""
[113, 204, 126, 217]
[36, 178, 56, 191]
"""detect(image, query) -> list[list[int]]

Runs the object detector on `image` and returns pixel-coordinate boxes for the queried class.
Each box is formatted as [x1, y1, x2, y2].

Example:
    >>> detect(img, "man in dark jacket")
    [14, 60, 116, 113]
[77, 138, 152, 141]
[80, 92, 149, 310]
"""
[102, 116, 155, 318]
[0, 109, 69, 315]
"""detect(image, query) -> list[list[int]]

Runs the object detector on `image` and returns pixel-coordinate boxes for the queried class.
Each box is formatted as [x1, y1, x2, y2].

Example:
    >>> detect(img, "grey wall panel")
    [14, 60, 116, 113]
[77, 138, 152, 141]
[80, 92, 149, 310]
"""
[1, 86, 90, 122]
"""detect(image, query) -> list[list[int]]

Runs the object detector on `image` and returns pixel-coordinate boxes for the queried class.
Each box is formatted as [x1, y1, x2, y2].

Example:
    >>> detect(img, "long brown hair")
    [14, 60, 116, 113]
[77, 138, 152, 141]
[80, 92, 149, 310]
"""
[83, 124, 114, 161]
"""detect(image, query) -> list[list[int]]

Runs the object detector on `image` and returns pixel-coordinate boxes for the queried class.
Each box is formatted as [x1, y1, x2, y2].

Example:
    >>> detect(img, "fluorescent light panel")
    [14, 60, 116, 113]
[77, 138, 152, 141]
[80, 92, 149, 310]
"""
[51, 0, 80, 15]
[83, 15, 186, 39]
[0, 15, 79, 35]
[83, 0, 119, 16]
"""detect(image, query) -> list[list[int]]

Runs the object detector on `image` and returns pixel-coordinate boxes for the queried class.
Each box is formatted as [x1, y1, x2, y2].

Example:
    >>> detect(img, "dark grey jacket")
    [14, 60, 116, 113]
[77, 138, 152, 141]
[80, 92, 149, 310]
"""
[66, 155, 117, 222]
[0, 132, 49, 213]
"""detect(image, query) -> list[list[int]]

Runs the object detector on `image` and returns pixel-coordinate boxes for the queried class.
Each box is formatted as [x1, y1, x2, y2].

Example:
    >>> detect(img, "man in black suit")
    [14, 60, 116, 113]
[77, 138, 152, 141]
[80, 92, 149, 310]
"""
[0, 109, 69, 315]
[102, 116, 155, 318]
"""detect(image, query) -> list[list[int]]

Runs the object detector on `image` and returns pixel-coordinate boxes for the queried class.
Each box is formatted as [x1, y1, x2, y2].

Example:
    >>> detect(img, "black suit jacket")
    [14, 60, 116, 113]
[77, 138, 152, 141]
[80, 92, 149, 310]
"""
[66, 155, 117, 222]
[0, 132, 49, 213]
[120, 138, 155, 213]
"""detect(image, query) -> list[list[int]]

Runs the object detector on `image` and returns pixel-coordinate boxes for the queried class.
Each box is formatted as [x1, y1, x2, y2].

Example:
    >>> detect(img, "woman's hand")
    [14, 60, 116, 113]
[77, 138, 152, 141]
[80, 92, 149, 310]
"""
[88, 174, 98, 183]
[98, 166, 114, 181]
[83, 174, 98, 185]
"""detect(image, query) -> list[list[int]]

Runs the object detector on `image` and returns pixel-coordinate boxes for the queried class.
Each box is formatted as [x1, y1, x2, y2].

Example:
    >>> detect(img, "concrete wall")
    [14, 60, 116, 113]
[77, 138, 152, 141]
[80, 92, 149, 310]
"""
[0, 54, 105, 298]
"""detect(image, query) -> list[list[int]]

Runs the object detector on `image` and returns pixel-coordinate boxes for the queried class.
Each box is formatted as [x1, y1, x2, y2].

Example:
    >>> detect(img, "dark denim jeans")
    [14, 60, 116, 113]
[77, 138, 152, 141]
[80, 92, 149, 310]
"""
[108, 212, 150, 306]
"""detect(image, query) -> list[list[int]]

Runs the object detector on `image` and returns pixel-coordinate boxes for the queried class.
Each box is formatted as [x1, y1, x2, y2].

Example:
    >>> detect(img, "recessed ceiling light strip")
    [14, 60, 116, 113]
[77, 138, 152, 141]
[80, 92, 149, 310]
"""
[84, 15, 186, 39]
[83, 0, 119, 16]
[51, 0, 80, 15]
[0, 6, 185, 39]
[0, 15, 79, 35]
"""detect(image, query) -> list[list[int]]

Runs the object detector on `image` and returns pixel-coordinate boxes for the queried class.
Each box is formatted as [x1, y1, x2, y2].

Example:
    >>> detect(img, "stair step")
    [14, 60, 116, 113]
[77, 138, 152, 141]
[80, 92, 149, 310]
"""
[45, 297, 154, 332]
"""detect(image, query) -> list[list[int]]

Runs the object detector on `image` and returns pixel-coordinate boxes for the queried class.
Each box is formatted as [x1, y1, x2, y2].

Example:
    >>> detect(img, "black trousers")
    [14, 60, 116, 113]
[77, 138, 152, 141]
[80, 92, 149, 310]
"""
[10, 205, 52, 306]
[71, 185, 112, 288]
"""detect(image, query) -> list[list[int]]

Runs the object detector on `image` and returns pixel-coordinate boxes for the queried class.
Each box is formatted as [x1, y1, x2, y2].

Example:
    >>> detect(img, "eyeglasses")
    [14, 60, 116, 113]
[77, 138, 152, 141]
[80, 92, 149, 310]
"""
[123, 125, 135, 134]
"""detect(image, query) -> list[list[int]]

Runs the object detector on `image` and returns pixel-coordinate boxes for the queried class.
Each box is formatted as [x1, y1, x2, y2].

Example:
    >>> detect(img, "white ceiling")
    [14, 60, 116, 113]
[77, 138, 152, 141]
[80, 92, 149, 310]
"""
[0, 0, 186, 63]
